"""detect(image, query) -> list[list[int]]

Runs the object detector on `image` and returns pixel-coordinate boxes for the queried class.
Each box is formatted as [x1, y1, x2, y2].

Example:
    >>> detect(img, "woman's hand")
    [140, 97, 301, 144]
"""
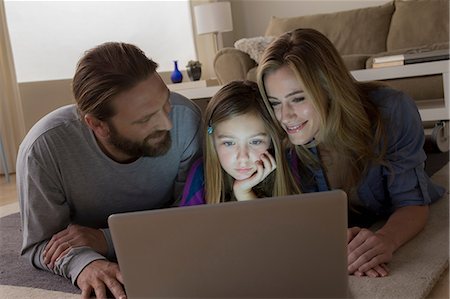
[347, 205, 429, 277]
[347, 227, 395, 276]
[233, 151, 276, 201]
[353, 263, 389, 278]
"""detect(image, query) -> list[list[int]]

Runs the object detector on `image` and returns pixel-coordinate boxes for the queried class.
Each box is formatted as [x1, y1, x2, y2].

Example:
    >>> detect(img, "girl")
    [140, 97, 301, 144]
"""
[180, 80, 299, 205]
[257, 28, 445, 277]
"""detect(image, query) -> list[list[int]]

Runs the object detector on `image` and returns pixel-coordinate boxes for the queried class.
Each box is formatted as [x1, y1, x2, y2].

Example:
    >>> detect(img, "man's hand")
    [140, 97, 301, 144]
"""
[347, 227, 395, 276]
[233, 151, 276, 201]
[43, 224, 108, 268]
[77, 260, 126, 299]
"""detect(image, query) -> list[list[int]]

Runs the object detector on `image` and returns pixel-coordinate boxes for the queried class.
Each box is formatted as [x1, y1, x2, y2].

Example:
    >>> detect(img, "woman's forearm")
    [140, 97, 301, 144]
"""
[376, 205, 429, 252]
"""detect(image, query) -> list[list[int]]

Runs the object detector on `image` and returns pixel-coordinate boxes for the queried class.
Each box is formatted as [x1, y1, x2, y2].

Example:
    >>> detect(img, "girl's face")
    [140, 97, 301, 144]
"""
[263, 65, 320, 145]
[213, 113, 272, 181]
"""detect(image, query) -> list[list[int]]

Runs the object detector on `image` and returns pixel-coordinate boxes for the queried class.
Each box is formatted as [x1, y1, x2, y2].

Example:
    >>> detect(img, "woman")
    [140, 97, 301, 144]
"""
[180, 80, 299, 205]
[257, 28, 445, 277]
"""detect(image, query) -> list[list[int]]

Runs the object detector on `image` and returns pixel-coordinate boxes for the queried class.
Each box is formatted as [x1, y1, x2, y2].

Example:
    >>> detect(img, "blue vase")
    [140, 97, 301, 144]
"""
[171, 60, 183, 83]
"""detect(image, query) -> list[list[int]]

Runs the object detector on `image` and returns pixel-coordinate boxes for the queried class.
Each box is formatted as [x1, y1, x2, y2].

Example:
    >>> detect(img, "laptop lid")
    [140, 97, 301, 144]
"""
[108, 190, 348, 298]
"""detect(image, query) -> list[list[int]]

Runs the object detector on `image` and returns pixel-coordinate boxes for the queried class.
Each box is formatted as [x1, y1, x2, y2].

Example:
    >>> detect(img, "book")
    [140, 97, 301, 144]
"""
[404, 49, 449, 64]
[372, 49, 449, 68]
[373, 54, 404, 64]
[372, 60, 404, 68]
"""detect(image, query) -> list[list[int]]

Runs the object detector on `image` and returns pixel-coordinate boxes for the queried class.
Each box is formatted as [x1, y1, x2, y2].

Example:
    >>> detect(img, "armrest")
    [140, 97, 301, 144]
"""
[214, 47, 257, 84]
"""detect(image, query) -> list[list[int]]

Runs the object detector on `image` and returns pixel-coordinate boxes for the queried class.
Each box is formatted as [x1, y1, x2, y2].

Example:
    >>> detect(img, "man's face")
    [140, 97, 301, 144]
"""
[106, 73, 173, 160]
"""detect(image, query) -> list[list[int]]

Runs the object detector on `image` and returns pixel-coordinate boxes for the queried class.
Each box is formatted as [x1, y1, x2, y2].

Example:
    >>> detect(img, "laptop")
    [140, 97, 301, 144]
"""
[108, 190, 348, 298]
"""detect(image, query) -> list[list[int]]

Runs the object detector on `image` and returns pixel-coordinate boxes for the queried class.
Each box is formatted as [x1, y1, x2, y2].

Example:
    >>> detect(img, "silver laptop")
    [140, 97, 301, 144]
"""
[108, 190, 348, 298]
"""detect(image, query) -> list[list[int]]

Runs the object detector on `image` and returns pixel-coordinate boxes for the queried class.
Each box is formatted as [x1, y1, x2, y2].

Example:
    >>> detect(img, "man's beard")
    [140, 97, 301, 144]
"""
[108, 124, 172, 158]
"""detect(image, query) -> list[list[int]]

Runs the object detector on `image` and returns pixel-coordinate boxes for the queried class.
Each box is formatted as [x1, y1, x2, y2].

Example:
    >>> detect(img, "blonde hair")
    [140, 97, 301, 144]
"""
[257, 28, 386, 192]
[204, 80, 300, 204]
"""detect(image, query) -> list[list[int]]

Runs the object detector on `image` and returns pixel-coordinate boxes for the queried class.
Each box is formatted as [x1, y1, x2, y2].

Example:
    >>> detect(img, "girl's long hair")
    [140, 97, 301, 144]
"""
[204, 80, 300, 204]
[257, 28, 387, 193]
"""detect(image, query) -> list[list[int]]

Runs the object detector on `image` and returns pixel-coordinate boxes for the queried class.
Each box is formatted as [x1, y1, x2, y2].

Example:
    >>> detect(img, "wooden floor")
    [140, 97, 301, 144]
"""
[0, 173, 448, 297]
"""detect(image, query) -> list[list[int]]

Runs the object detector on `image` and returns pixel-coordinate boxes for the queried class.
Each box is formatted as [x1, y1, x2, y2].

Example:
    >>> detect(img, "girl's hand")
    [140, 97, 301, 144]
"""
[233, 151, 276, 201]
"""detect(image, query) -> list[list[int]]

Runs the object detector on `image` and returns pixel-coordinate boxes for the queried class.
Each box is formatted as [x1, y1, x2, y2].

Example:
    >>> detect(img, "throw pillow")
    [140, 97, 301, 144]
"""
[387, 0, 449, 51]
[264, 2, 394, 55]
[234, 36, 276, 64]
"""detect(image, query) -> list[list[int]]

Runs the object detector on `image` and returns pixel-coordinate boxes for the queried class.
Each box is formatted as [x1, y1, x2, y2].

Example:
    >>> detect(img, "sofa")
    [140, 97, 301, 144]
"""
[214, 0, 449, 107]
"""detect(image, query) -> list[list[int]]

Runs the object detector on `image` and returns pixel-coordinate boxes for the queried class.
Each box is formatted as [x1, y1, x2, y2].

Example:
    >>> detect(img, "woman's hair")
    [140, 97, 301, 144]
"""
[204, 80, 300, 204]
[72, 42, 158, 120]
[257, 28, 387, 192]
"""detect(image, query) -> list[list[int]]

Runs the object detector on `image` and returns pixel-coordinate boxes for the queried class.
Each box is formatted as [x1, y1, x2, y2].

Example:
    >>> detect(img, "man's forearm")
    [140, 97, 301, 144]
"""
[24, 242, 107, 284]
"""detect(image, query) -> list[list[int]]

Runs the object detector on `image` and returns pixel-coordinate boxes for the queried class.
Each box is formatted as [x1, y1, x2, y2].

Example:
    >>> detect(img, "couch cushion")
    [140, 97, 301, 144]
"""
[387, 0, 449, 51]
[264, 2, 394, 55]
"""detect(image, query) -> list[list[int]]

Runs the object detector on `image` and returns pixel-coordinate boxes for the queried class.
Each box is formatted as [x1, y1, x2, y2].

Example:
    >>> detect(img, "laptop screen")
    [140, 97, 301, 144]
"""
[109, 190, 348, 298]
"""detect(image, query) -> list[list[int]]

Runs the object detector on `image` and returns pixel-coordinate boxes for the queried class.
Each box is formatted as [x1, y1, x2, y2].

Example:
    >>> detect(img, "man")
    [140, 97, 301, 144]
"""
[16, 42, 202, 298]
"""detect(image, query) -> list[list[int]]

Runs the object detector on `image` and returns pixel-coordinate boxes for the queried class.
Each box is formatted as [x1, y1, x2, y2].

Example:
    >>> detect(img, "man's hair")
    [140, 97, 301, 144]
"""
[72, 42, 158, 120]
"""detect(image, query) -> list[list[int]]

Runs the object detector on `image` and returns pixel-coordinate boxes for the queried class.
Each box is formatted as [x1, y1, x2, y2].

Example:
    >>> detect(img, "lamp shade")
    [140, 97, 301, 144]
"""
[194, 2, 233, 35]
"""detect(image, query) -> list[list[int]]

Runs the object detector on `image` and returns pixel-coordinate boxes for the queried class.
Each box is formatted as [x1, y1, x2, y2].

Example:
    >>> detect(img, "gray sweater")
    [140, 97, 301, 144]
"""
[16, 92, 202, 284]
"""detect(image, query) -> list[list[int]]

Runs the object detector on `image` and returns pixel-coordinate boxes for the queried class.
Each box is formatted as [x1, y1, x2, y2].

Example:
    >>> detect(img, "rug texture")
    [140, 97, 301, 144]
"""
[0, 163, 448, 298]
[0, 213, 80, 294]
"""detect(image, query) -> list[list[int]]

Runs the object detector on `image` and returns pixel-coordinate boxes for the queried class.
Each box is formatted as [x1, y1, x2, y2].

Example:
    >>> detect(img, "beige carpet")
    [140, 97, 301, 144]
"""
[349, 163, 449, 298]
[0, 285, 78, 299]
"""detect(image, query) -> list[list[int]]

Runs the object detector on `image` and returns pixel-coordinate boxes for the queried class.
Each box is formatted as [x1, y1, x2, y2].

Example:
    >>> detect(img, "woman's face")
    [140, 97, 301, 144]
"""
[213, 113, 272, 181]
[263, 65, 320, 145]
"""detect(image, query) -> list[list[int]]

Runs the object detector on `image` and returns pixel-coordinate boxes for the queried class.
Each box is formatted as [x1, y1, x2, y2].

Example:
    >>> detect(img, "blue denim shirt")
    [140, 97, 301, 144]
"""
[289, 87, 445, 217]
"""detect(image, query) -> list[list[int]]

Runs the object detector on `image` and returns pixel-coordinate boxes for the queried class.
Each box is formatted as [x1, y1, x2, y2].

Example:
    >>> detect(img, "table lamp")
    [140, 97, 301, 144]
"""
[194, 1, 233, 53]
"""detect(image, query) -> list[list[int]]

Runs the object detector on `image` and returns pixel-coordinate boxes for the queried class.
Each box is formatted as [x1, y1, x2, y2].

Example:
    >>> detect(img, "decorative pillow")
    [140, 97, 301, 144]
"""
[234, 36, 276, 64]
[387, 0, 449, 51]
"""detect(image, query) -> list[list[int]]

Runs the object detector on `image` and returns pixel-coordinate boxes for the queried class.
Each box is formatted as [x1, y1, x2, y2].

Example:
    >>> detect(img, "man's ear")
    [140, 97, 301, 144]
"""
[84, 114, 110, 138]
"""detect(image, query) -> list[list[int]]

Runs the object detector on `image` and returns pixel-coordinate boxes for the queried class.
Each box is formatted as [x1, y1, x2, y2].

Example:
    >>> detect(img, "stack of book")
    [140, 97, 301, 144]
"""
[372, 49, 449, 68]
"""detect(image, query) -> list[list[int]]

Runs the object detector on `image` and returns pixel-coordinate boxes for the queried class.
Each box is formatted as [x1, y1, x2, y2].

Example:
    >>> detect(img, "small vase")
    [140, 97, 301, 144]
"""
[187, 66, 202, 81]
[171, 60, 183, 83]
